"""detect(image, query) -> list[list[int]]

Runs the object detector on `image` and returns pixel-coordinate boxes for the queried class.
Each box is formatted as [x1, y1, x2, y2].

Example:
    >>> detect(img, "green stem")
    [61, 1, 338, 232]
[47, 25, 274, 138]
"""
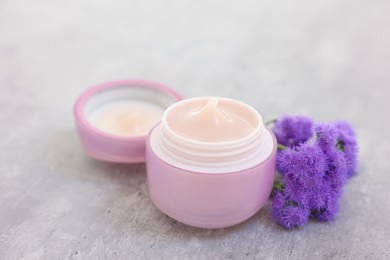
[265, 118, 278, 126]
[272, 181, 284, 192]
[277, 144, 287, 151]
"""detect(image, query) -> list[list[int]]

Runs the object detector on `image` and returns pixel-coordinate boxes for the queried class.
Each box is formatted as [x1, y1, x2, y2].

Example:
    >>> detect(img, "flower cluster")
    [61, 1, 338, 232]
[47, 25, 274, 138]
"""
[271, 115, 358, 229]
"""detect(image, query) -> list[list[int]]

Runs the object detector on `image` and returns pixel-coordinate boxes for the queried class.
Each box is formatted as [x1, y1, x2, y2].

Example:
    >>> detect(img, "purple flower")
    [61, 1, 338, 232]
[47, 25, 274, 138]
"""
[307, 181, 332, 211]
[276, 143, 327, 207]
[283, 173, 308, 205]
[270, 116, 358, 229]
[271, 191, 287, 225]
[271, 191, 310, 229]
[277, 143, 326, 181]
[282, 203, 310, 228]
[314, 121, 357, 179]
[334, 121, 358, 178]
[334, 121, 356, 138]
[312, 194, 340, 222]
[313, 123, 339, 154]
[273, 115, 314, 147]
[323, 148, 348, 192]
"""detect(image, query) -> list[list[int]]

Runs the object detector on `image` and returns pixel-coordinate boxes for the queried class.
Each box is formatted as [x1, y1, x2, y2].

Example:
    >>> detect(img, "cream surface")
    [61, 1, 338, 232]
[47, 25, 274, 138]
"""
[166, 97, 259, 142]
[88, 100, 165, 136]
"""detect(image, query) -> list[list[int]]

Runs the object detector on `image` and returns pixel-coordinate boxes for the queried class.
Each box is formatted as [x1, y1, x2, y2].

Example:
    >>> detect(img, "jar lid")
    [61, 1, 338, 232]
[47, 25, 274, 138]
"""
[73, 79, 182, 163]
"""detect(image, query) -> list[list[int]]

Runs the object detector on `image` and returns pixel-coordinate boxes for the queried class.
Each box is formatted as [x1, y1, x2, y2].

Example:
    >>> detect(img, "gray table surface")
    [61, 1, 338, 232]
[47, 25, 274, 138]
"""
[1, 0, 389, 259]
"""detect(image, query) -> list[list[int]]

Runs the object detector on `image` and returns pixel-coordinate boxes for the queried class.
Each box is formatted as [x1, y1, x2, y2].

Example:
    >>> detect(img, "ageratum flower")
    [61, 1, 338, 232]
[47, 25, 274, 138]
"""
[271, 191, 310, 229]
[307, 182, 332, 211]
[271, 116, 358, 229]
[272, 143, 329, 228]
[322, 148, 348, 193]
[273, 115, 314, 147]
[334, 121, 358, 178]
[312, 191, 340, 222]
[313, 123, 339, 154]
[314, 122, 358, 178]
[277, 143, 326, 181]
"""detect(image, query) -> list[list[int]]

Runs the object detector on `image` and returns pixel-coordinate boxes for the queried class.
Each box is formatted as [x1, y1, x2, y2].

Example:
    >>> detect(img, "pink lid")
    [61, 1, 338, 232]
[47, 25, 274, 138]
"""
[73, 79, 182, 163]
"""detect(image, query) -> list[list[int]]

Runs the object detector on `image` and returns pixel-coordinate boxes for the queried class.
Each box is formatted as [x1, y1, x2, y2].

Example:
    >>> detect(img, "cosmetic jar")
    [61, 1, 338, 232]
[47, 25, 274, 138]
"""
[74, 79, 182, 163]
[146, 97, 277, 228]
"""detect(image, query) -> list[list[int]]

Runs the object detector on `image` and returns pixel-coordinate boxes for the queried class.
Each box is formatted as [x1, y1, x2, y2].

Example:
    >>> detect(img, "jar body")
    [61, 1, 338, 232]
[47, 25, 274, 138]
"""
[146, 124, 277, 228]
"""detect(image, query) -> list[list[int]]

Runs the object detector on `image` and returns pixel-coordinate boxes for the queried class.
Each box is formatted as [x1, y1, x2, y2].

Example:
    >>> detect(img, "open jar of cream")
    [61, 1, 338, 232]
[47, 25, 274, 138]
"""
[74, 81, 277, 228]
[73, 79, 182, 163]
[146, 97, 277, 228]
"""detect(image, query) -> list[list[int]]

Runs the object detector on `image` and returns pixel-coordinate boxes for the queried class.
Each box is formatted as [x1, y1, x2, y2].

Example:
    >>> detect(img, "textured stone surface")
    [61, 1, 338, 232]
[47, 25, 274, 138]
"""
[1, 0, 390, 259]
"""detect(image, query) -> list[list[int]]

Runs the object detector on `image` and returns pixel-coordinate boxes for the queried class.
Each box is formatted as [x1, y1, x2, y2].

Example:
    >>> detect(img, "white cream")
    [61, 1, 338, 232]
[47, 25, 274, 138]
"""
[166, 97, 258, 142]
[88, 100, 165, 136]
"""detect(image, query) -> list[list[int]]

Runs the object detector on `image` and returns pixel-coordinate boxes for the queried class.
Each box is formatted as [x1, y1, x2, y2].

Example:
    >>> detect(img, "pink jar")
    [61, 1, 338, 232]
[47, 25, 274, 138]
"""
[146, 97, 277, 228]
[73, 79, 182, 163]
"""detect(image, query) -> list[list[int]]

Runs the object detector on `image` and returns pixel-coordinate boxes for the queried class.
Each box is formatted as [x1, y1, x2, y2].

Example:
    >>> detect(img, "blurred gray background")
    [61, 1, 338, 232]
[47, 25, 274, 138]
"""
[1, 0, 389, 259]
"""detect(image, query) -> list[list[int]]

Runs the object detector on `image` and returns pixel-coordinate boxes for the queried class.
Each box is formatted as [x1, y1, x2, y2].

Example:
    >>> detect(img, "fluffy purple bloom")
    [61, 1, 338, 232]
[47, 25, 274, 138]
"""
[307, 181, 338, 212]
[314, 121, 358, 178]
[283, 173, 308, 205]
[271, 191, 310, 229]
[270, 116, 358, 228]
[313, 123, 339, 154]
[273, 115, 314, 147]
[312, 193, 340, 222]
[334, 120, 356, 137]
[334, 121, 358, 178]
[271, 191, 287, 225]
[276, 143, 328, 209]
[308, 189, 329, 211]
[277, 143, 326, 181]
[323, 148, 348, 193]
[282, 203, 311, 228]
